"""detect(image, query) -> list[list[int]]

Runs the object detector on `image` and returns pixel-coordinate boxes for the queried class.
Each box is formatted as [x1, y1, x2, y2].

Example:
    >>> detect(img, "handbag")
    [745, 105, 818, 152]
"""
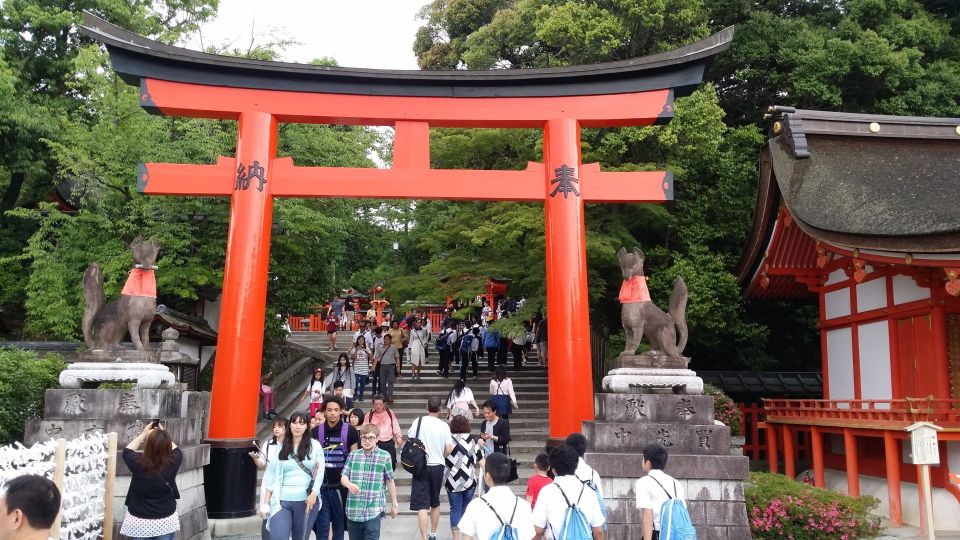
[507, 445, 519, 483]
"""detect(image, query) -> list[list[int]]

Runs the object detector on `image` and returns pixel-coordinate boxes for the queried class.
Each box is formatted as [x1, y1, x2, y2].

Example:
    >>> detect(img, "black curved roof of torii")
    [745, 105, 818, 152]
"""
[79, 12, 733, 99]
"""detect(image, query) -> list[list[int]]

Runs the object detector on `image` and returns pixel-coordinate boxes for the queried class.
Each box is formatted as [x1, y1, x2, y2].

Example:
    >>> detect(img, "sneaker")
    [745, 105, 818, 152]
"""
[428, 534, 437, 540]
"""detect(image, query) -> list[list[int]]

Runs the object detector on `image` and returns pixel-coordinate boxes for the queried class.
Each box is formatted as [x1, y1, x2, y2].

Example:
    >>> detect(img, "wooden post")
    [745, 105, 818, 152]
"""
[883, 431, 903, 526]
[843, 428, 859, 497]
[782, 425, 796, 479]
[103, 433, 118, 540]
[765, 423, 779, 474]
[51, 438, 66, 540]
[811, 426, 825, 487]
[920, 464, 935, 540]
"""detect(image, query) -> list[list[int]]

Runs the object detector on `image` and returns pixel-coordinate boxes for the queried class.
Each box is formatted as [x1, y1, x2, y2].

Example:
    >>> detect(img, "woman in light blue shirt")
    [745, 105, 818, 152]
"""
[263, 411, 325, 540]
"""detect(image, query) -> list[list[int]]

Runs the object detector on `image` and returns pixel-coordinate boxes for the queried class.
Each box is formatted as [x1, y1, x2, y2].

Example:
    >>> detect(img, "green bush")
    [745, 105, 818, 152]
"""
[703, 383, 743, 437]
[746, 472, 882, 539]
[0, 348, 65, 445]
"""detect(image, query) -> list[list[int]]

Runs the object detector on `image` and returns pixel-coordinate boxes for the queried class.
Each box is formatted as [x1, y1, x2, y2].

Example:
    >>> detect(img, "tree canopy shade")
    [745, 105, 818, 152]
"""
[1, 0, 957, 376]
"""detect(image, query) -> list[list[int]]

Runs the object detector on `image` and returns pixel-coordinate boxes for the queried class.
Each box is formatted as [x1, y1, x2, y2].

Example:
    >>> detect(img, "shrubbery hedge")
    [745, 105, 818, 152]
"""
[0, 348, 65, 445]
[703, 383, 743, 437]
[746, 472, 883, 539]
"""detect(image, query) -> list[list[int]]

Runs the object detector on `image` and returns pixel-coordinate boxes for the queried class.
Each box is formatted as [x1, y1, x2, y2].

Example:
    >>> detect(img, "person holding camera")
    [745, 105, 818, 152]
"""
[121, 420, 182, 540]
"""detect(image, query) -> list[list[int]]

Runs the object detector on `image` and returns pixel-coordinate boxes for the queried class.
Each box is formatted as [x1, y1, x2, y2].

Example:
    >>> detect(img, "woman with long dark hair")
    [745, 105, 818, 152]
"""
[445, 379, 480, 420]
[253, 416, 289, 539]
[489, 366, 519, 419]
[263, 411, 325, 540]
[121, 422, 182, 540]
[330, 353, 355, 406]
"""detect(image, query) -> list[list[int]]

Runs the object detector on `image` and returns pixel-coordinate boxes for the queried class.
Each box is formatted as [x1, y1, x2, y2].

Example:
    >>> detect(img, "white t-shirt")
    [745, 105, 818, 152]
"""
[635, 469, 686, 531]
[532, 475, 605, 539]
[458, 486, 536, 540]
[447, 387, 475, 414]
[408, 415, 452, 466]
[575, 457, 605, 497]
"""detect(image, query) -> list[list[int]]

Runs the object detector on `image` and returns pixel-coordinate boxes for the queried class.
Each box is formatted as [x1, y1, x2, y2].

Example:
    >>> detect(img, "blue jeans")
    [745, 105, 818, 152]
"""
[447, 486, 475, 529]
[355, 374, 369, 401]
[313, 486, 346, 540]
[346, 515, 382, 540]
[269, 500, 319, 540]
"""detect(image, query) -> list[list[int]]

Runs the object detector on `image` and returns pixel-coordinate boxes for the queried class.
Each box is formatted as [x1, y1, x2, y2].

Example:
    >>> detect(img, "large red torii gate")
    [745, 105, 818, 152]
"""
[82, 13, 732, 516]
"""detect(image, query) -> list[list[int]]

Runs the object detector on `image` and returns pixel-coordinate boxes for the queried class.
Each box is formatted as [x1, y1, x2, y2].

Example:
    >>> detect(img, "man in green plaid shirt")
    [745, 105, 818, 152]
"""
[340, 423, 399, 539]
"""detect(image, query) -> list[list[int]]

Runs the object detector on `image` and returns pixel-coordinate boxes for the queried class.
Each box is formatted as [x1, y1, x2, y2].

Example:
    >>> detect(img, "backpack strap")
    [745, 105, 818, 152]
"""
[340, 422, 350, 457]
[648, 475, 674, 500]
[480, 496, 505, 527]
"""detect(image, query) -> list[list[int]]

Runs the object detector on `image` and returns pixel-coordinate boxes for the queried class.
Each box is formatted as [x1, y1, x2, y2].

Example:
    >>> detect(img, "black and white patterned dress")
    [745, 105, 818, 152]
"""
[444, 434, 484, 492]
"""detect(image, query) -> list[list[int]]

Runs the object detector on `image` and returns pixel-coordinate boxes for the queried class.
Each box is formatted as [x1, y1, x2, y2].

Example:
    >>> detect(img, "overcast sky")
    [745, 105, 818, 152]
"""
[184, 0, 428, 69]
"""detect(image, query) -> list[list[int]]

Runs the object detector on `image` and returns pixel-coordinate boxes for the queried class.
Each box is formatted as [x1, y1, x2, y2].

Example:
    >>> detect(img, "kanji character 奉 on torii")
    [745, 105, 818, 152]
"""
[80, 12, 732, 517]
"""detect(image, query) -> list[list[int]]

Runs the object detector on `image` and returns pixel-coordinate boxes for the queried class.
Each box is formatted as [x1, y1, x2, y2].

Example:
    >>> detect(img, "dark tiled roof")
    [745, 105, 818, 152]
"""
[700, 371, 823, 401]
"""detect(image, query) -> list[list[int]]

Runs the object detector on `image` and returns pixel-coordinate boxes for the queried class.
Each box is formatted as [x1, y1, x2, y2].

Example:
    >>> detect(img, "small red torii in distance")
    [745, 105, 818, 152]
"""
[83, 12, 732, 516]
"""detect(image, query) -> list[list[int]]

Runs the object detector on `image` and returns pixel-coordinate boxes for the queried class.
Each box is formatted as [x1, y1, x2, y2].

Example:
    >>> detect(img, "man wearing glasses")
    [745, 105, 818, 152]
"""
[340, 424, 399, 540]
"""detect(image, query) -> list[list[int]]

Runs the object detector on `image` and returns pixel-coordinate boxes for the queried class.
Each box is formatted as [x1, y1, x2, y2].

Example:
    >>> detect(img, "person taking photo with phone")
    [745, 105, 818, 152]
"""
[121, 420, 182, 540]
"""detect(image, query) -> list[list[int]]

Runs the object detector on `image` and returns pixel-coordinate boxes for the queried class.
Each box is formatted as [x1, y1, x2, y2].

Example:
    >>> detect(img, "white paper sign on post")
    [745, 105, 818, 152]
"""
[906, 422, 942, 465]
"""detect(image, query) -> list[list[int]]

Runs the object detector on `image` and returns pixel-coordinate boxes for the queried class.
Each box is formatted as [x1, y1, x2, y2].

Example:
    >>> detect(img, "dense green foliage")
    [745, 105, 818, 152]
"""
[0, 348, 64, 444]
[0, 0, 957, 374]
[746, 472, 882, 539]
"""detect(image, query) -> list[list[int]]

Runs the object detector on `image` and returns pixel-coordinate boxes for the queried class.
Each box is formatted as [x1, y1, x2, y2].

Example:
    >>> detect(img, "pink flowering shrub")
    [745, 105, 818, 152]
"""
[746, 472, 883, 539]
[703, 384, 743, 436]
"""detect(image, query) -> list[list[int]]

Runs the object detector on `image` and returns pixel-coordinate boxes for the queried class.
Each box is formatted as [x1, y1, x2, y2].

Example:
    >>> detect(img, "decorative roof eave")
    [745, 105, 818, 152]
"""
[79, 12, 733, 99]
[155, 305, 218, 344]
[736, 152, 960, 300]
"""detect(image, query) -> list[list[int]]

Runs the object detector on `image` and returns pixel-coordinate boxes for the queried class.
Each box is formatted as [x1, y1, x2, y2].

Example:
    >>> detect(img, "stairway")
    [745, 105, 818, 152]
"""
[267, 332, 551, 516]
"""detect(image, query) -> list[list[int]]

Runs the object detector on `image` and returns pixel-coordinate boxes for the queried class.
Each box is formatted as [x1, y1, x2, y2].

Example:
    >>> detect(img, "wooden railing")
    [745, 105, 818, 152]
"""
[763, 397, 960, 427]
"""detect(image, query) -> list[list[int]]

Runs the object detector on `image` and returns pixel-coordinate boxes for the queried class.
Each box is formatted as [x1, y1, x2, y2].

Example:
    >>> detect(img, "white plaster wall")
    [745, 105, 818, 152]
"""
[819, 469, 960, 530]
[200, 346, 216, 372]
[825, 287, 852, 319]
[856, 278, 887, 313]
[827, 327, 855, 400]
[178, 336, 200, 362]
[825, 269, 848, 286]
[892, 274, 930, 305]
[203, 296, 221, 332]
[858, 321, 893, 404]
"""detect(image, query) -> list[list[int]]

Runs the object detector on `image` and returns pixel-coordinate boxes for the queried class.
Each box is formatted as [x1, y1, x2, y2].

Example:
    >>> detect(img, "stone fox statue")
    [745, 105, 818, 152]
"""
[82, 238, 160, 351]
[617, 247, 688, 357]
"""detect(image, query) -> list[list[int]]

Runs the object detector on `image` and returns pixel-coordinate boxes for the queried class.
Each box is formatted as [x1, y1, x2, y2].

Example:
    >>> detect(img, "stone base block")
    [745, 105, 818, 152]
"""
[602, 368, 703, 394]
[583, 421, 730, 454]
[596, 393, 715, 424]
[41, 388, 207, 420]
[586, 452, 749, 480]
[24, 417, 203, 447]
[616, 352, 690, 369]
[59, 362, 175, 389]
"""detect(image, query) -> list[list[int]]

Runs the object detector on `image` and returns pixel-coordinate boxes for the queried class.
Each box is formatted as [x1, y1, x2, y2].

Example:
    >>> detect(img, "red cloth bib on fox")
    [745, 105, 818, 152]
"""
[120, 268, 157, 298]
[618, 275, 651, 304]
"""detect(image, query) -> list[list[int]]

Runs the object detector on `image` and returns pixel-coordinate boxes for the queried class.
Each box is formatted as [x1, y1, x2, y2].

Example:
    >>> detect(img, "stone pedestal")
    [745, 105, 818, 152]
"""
[585, 393, 750, 540]
[59, 361, 176, 389]
[602, 367, 704, 394]
[25, 389, 211, 540]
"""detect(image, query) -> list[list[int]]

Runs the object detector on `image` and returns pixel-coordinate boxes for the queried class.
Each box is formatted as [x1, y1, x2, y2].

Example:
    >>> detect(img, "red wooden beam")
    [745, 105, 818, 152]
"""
[137, 158, 674, 203]
[141, 79, 672, 127]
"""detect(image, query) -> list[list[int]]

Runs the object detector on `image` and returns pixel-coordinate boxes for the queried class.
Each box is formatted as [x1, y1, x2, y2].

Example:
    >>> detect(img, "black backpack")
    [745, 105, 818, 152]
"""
[400, 416, 428, 477]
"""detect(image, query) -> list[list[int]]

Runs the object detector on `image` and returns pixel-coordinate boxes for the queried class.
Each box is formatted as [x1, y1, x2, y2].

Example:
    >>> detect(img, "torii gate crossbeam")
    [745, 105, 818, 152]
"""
[82, 13, 732, 518]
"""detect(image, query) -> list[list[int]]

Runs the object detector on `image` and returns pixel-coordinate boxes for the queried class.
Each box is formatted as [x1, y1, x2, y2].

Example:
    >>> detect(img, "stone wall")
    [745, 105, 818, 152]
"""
[585, 393, 750, 540]
[25, 389, 211, 540]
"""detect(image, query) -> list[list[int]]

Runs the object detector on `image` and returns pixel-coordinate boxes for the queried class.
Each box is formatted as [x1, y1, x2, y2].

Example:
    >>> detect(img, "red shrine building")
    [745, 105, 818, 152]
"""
[737, 107, 960, 528]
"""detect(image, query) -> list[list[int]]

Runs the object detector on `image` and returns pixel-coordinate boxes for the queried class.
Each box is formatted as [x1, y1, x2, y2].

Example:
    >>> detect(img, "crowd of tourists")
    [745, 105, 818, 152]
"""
[238, 387, 689, 540]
